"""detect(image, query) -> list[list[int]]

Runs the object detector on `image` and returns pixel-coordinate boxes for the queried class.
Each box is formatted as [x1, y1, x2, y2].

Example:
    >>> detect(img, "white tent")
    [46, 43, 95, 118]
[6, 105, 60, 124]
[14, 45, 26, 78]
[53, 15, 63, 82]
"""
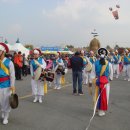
[6, 44, 13, 51]
[11, 43, 29, 57]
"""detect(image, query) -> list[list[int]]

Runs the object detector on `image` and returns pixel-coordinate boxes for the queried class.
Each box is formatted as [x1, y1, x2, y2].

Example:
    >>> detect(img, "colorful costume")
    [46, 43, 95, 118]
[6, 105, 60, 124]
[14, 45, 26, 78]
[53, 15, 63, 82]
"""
[0, 43, 15, 125]
[93, 48, 113, 116]
[30, 49, 46, 103]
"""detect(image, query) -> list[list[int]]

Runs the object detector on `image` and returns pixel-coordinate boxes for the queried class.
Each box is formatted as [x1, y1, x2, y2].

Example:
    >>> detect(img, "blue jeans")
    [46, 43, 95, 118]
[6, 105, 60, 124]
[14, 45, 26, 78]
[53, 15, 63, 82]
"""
[72, 71, 83, 93]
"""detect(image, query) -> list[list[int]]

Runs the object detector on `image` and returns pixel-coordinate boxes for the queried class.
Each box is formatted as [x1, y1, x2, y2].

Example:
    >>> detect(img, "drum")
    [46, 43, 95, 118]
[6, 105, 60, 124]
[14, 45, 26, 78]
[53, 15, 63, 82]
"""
[86, 62, 92, 72]
[56, 65, 65, 75]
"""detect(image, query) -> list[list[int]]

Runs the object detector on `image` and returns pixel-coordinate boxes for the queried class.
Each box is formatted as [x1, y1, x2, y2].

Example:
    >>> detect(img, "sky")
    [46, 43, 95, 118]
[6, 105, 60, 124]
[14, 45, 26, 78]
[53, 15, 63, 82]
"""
[0, 0, 130, 48]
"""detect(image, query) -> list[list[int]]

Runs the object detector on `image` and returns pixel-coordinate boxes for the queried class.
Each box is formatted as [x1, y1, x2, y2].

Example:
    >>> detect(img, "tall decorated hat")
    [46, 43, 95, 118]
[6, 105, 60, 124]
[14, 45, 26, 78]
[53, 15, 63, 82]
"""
[98, 48, 108, 57]
[0, 42, 9, 53]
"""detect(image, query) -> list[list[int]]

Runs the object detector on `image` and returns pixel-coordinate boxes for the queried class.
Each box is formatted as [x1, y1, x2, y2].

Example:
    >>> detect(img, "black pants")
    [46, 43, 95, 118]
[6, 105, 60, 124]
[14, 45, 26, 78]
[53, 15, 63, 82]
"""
[15, 64, 22, 80]
[22, 65, 28, 76]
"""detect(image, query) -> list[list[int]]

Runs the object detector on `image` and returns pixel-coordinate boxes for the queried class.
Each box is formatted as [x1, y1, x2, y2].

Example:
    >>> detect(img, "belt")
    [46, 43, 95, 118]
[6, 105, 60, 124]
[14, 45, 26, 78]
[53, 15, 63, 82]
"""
[0, 76, 10, 82]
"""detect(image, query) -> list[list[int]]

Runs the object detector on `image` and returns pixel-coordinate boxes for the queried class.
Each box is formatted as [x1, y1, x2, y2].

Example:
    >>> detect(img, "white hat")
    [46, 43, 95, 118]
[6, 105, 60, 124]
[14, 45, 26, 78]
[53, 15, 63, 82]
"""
[34, 49, 39, 54]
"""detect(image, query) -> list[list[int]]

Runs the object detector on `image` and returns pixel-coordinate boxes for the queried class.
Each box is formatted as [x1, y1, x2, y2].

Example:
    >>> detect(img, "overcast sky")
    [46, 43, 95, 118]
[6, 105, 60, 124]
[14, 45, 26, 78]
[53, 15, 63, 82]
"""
[0, 0, 130, 48]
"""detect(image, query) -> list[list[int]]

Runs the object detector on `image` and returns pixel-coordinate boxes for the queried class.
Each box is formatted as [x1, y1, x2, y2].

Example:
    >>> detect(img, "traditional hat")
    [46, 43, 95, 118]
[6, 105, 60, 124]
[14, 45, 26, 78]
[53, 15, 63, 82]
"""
[90, 50, 94, 54]
[115, 50, 118, 53]
[125, 49, 129, 52]
[33, 48, 41, 55]
[81, 50, 84, 54]
[98, 48, 108, 57]
[0, 42, 9, 53]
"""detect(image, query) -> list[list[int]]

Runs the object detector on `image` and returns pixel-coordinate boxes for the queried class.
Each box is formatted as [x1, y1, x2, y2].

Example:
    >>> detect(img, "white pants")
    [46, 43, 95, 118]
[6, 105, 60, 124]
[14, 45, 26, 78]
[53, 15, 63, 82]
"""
[113, 64, 120, 76]
[31, 79, 44, 96]
[123, 65, 130, 79]
[54, 74, 62, 88]
[0, 87, 11, 113]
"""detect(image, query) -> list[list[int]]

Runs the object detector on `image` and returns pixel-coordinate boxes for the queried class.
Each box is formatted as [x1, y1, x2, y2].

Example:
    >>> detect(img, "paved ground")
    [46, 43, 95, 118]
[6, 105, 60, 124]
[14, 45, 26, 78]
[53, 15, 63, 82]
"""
[0, 71, 130, 130]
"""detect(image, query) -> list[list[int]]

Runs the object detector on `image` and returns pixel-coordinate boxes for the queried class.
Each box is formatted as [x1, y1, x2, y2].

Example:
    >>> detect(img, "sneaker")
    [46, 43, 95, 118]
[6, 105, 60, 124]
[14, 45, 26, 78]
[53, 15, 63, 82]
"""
[39, 98, 42, 103]
[57, 87, 61, 90]
[3, 119, 8, 125]
[128, 78, 130, 82]
[124, 78, 127, 81]
[78, 92, 84, 96]
[33, 97, 38, 103]
[98, 110, 105, 116]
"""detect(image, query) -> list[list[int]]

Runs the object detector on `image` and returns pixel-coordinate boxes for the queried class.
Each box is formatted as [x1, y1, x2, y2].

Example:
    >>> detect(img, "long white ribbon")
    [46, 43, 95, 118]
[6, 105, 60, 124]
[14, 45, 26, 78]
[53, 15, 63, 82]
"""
[85, 85, 106, 130]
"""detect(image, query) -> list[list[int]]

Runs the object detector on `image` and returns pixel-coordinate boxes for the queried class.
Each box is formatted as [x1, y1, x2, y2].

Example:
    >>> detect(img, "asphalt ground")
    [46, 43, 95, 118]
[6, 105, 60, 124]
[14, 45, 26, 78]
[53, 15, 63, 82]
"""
[0, 71, 130, 130]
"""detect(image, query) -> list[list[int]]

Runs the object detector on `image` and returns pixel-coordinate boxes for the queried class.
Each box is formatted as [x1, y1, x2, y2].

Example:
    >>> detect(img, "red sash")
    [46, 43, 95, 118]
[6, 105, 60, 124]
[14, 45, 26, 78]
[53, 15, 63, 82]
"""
[0, 76, 10, 82]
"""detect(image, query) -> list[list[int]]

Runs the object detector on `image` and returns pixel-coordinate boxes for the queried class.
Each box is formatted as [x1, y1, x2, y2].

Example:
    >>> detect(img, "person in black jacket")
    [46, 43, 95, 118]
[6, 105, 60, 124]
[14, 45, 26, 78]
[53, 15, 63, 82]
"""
[70, 51, 84, 95]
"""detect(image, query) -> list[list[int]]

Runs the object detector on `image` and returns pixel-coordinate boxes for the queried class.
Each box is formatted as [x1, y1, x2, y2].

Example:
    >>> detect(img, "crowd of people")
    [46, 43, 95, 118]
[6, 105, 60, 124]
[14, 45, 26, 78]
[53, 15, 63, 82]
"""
[0, 42, 130, 125]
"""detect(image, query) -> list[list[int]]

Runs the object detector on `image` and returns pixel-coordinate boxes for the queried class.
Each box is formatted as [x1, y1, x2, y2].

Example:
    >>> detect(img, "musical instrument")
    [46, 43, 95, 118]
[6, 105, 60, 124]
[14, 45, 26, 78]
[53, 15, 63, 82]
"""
[55, 65, 65, 75]
[9, 93, 19, 109]
[85, 62, 92, 72]
[39, 70, 55, 82]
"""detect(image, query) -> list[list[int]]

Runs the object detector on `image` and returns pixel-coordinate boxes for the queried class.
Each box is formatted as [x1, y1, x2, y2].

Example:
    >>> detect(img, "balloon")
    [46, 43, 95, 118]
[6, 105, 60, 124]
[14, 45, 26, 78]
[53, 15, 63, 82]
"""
[112, 10, 119, 20]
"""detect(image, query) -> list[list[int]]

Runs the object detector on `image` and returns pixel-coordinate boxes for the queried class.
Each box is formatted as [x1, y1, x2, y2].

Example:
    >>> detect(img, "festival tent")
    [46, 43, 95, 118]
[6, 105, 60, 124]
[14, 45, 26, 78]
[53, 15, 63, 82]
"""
[11, 43, 29, 57]
[6, 43, 13, 51]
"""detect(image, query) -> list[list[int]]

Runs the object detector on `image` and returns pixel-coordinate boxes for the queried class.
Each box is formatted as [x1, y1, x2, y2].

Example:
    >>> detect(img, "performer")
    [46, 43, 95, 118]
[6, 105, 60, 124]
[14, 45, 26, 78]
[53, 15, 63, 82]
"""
[0, 42, 15, 125]
[80, 50, 90, 85]
[30, 49, 46, 103]
[123, 49, 130, 81]
[113, 50, 121, 78]
[88, 51, 96, 95]
[53, 52, 64, 90]
[93, 48, 113, 116]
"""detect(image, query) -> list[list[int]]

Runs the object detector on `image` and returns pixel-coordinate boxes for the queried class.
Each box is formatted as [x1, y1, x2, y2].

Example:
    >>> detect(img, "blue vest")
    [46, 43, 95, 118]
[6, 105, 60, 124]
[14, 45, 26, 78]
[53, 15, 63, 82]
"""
[113, 55, 120, 64]
[0, 58, 11, 89]
[53, 58, 63, 68]
[90, 57, 96, 64]
[95, 60, 109, 78]
[124, 55, 130, 65]
[30, 57, 43, 72]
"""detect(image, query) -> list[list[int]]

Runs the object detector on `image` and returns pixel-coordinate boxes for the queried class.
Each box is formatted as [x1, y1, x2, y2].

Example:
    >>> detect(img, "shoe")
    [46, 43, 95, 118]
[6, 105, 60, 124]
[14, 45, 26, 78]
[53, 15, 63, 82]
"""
[98, 110, 105, 116]
[116, 76, 118, 79]
[39, 98, 42, 103]
[54, 86, 57, 89]
[3, 112, 9, 125]
[124, 78, 127, 81]
[57, 87, 61, 90]
[73, 92, 77, 96]
[78, 92, 84, 96]
[33, 97, 38, 103]
[128, 79, 130, 81]
[3, 119, 8, 125]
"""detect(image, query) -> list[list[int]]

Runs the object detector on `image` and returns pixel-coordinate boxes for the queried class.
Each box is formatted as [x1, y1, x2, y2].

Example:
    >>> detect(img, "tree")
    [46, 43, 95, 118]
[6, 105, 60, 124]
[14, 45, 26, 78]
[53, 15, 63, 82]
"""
[24, 44, 34, 50]
[66, 45, 74, 49]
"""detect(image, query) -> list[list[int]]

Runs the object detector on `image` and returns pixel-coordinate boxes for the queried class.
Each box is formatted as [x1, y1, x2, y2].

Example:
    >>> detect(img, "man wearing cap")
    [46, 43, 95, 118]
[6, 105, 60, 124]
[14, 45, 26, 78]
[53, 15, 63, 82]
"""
[0, 42, 15, 124]
[93, 48, 113, 116]
[53, 52, 64, 90]
[123, 49, 130, 81]
[113, 50, 121, 78]
[30, 49, 46, 103]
